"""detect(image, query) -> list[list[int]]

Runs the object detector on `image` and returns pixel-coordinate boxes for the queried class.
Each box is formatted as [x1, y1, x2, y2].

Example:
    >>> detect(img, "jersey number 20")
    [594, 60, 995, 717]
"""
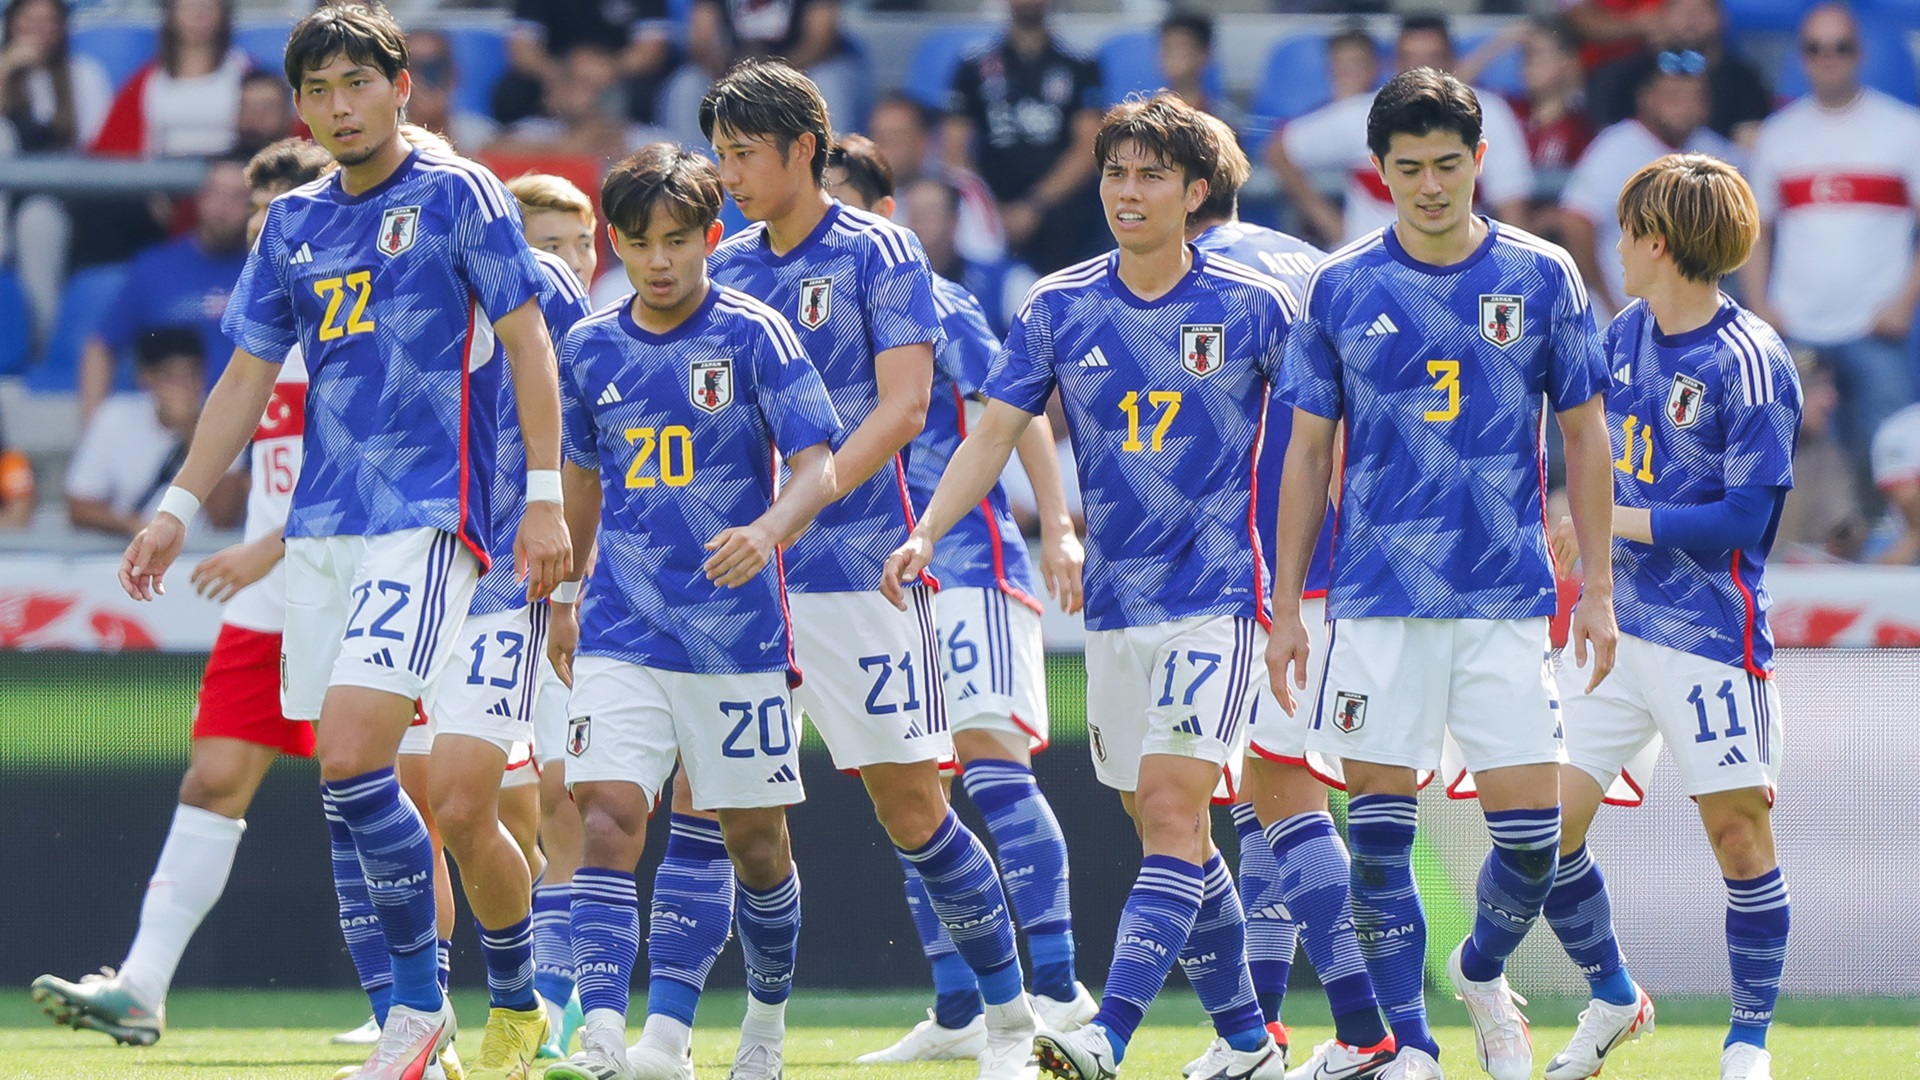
[624, 426, 696, 488]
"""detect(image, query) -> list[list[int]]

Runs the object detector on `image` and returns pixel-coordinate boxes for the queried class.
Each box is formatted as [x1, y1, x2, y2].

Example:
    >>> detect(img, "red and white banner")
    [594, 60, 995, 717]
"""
[0, 556, 224, 651]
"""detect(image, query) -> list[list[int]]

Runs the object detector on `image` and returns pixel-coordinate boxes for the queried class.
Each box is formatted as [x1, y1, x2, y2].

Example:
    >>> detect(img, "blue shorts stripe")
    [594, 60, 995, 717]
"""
[521, 604, 550, 721]
[408, 532, 454, 678]
[1216, 618, 1255, 745]
[992, 590, 1013, 698]
[914, 589, 948, 736]
[1309, 619, 1337, 732]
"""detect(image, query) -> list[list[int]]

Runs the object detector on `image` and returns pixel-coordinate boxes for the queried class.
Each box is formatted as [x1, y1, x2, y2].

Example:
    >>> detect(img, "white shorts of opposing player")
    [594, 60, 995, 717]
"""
[935, 586, 1050, 750]
[787, 587, 951, 770]
[1084, 614, 1266, 796]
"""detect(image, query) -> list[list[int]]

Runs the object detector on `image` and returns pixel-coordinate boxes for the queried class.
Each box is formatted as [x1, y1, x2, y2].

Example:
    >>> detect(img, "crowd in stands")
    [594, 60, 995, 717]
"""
[1, 0, 1919, 565]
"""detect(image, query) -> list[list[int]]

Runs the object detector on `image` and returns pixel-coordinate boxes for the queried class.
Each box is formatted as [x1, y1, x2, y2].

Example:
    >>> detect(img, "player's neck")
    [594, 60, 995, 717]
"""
[1391, 212, 1487, 268]
[1642, 275, 1724, 336]
[764, 188, 833, 256]
[338, 132, 412, 196]
[1183, 215, 1228, 243]
[1115, 236, 1192, 302]
[631, 280, 711, 335]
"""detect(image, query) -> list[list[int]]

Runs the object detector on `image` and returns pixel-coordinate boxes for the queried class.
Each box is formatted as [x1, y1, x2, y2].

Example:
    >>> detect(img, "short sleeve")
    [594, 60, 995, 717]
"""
[1721, 334, 1801, 490]
[935, 284, 1000, 396]
[1254, 282, 1298, 383]
[865, 239, 942, 354]
[1547, 267, 1606, 412]
[222, 208, 297, 364]
[1276, 277, 1342, 419]
[450, 169, 545, 323]
[749, 314, 841, 456]
[537, 258, 593, 352]
[558, 330, 599, 471]
[985, 292, 1058, 415]
[1558, 137, 1617, 224]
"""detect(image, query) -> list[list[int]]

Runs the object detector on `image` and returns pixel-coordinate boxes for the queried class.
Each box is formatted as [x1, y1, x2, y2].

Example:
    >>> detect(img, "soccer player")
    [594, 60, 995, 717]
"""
[889, 91, 1294, 1080]
[116, 6, 572, 1078]
[643, 58, 1038, 1080]
[30, 136, 334, 1049]
[1265, 69, 1618, 1080]
[1183, 114, 1398, 1080]
[822, 135, 1097, 1062]
[1538, 154, 1796, 1080]
[538, 143, 842, 1080]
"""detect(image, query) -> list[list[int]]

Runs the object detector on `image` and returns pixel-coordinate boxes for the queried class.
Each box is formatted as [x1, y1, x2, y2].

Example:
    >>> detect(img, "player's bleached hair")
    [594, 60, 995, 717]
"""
[245, 137, 334, 191]
[399, 122, 455, 155]
[1366, 67, 1482, 159]
[699, 58, 834, 186]
[1194, 112, 1250, 223]
[602, 143, 724, 236]
[507, 172, 596, 226]
[283, 2, 407, 89]
[826, 133, 894, 206]
[1093, 91, 1220, 187]
[1616, 152, 1759, 283]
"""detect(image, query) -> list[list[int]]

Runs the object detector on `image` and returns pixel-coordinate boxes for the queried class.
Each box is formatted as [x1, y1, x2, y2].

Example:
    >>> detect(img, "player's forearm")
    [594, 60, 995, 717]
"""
[761, 443, 837, 545]
[917, 401, 1029, 544]
[170, 353, 279, 504]
[1560, 397, 1616, 593]
[560, 463, 601, 581]
[1270, 418, 1335, 615]
[1014, 413, 1072, 539]
[504, 339, 565, 474]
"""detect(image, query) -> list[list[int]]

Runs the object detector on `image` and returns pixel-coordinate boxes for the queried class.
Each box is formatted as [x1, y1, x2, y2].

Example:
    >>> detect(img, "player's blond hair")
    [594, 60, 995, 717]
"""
[506, 172, 596, 227]
[400, 122, 455, 155]
[1616, 153, 1759, 283]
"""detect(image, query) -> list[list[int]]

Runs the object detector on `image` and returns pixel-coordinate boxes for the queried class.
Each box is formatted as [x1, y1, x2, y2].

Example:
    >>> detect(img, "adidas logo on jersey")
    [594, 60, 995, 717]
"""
[486, 698, 514, 718]
[364, 648, 395, 668]
[597, 383, 622, 406]
[1175, 716, 1203, 736]
[1079, 346, 1111, 368]
[766, 764, 798, 784]
[288, 242, 314, 265]
[1247, 902, 1293, 921]
[1720, 746, 1749, 766]
[1363, 313, 1399, 337]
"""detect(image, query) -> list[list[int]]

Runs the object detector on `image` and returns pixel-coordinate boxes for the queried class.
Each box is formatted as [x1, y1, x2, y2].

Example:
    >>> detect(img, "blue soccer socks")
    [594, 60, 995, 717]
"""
[1460, 806, 1560, 982]
[1544, 845, 1635, 1006]
[1725, 869, 1790, 1049]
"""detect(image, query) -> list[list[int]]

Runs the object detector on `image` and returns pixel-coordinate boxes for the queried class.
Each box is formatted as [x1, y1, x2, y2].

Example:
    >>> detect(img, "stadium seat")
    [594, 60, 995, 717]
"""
[28, 264, 126, 394]
[1457, 30, 1526, 98]
[1246, 34, 1389, 150]
[1721, 0, 1816, 33]
[1773, 13, 1918, 103]
[69, 23, 158, 89]
[237, 22, 293, 73]
[0, 270, 27, 377]
[443, 26, 510, 121]
[903, 25, 996, 111]
[1096, 29, 1223, 108]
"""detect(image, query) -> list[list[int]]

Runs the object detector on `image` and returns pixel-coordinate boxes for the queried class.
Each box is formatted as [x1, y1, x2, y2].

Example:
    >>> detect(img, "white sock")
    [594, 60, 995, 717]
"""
[118, 804, 245, 1005]
[742, 995, 786, 1038]
[581, 1007, 627, 1056]
[640, 1012, 693, 1056]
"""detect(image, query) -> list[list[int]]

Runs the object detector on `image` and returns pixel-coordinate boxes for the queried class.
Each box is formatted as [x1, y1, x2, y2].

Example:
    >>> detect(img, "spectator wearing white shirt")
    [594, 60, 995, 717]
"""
[1558, 54, 1735, 317]
[1871, 402, 1920, 565]
[1744, 3, 1920, 460]
[1269, 16, 1535, 248]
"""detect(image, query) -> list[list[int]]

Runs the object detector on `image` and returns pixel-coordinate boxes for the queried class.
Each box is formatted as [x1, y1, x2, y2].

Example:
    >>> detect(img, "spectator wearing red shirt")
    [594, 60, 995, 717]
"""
[1561, 0, 1663, 70]
[1514, 18, 1597, 173]
[92, 0, 250, 158]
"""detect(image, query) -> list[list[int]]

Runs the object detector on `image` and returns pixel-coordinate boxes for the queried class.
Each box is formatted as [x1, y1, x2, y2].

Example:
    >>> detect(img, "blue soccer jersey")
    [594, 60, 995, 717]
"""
[470, 249, 594, 617]
[709, 202, 942, 592]
[908, 275, 1038, 607]
[1282, 221, 1607, 621]
[223, 148, 546, 563]
[985, 248, 1294, 631]
[1604, 299, 1800, 673]
[560, 286, 841, 675]
[1193, 221, 1336, 599]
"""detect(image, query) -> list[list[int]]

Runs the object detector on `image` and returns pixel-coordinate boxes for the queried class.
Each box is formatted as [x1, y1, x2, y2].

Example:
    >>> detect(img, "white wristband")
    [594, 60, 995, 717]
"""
[551, 579, 582, 604]
[156, 486, 200, 525]
[526, 469, 563, 505]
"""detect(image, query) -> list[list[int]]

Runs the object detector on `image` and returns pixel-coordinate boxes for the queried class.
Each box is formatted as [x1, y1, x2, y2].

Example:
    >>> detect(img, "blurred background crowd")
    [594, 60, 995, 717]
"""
[1, 0, 1918, 567]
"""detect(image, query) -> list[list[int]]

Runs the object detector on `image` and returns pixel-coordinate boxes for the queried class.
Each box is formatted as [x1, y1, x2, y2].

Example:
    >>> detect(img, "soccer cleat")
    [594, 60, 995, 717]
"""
[471, 1005, 549, 1080]
[854, 1009, 989, 1062]
[730, 1033, 785, 1080]
[1544, 988, 1655, 1079]
[1448, 942, 1532, 1080]
[30, 968, 165, 1047]
[1283, 1035, 1397, 1080]
[979, 995, 1041, 1080]
[626, 1039, 695, 1080]
[341, 1000, 456, 1080]
[1034, 1021, 1119, 1080]
[538, 996, 569, 1060]
[545, 1048, 639, 1080]
[336, 1017, 383, 1045]
[1183, 1038, 1229, 1078]
[439, 1042, 466, 1080]
[1376, 1048, 1444, 1080]
[1032, 982, 1099, 1033]
[1719, 1043, 1772, 1080]
[1194, 1033, 1288, 1080]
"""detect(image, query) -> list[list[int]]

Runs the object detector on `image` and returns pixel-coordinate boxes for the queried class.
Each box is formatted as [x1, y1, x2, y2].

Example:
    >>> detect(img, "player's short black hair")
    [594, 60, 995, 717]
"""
[1093, 91, 1221, 186]
[1366, 67, 1482, 159]
[827, 134, 894, 206]
[283, 2, 408, 89]
[699, 58, 834, 186]
[245, 137, 334, 192]
[602, 143, 724, 236]
[136, 325, 204, 371]
[1160, 12, 1213, 51]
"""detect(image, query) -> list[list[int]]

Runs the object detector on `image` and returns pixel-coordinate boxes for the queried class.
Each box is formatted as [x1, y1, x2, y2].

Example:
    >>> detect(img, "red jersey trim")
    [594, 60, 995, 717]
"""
[456, 298, 490, 571]
[1729, 550, 1771, 680]
[1779, 172, 1912, 211]
[893, 455, 938, 591]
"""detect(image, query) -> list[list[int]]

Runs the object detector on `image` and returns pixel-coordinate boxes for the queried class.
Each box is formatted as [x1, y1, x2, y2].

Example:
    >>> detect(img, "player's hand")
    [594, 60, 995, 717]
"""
[547, 598, 580, 688]
[704, 522, 777, 587]
[881, 532, 935, 610]
[1568, 589, 1619, 693]
[1549, 515, 1580, 576]
[189, 537, 282, 603]
[120, 513, 188, 602]
[1265, 610, 1313, 716]
[1038, 527, 1085, 615]
[516, 500, 573, 603]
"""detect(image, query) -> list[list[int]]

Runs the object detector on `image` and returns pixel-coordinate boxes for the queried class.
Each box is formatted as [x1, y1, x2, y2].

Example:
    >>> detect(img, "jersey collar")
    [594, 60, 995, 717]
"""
[1650, 294, 1739, 349]
[618, 283, 719, 345]
[1382, 215, 1498, 276]
[327, 147, 421, 205]
[1106, 243, 1208, 309]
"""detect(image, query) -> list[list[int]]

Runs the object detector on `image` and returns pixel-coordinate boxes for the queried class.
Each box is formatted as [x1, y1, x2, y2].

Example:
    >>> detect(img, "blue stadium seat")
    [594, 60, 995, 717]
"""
[28, 264, 126, 394]
[903, 25, 996, 111]
[1457, 30, 1526, 98]
[1722, 0, 1816, 33]
[237, 22, 293, 73]
[1774, 13, 1918, 102]
[1246, 34, 1392, 149]
[69, 23, 158, 89]
[444, 26, 510, 120]
[0, 270, 27, 377]
[1096, 29, 1223, 108]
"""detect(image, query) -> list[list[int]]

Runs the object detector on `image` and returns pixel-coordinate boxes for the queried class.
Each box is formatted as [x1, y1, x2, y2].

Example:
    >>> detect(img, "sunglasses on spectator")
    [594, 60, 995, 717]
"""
[1657, 50, 1708, 76]
[1801, 39, 1857, 57]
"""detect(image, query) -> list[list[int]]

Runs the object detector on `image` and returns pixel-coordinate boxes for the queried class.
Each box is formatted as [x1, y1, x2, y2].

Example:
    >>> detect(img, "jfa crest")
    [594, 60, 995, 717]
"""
[798, 276, 833, 330]
[1479, 294, 1524, 348]
[566, 716, 590, 756]
[1668, 372, 1708, 428]
[1331, 691, 1368, 733]
[377, 205, 421, 257]
[1180, 324, 1225, 377]
[690, 358, 734, 413]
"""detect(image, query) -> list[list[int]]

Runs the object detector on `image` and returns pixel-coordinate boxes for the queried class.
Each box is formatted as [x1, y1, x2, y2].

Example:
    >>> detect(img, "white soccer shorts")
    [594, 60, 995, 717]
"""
[563, 655, 804, 811]
[1084, 614, 1266, 795]
[501, 741, 539, 789]
[937, 586, 1050, 751]
[788, 588, 950, 771]
[1306, 616, 1564, 774]
[530, 653, 570, 766]
[282, 528, 481, 721]
[426, 603, 550, 752]
[1247, 598, 1328, 767]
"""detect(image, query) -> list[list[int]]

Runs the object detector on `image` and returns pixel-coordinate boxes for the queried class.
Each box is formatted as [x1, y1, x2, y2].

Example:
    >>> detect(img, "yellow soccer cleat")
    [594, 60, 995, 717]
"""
[470, 1005, 549, 1080]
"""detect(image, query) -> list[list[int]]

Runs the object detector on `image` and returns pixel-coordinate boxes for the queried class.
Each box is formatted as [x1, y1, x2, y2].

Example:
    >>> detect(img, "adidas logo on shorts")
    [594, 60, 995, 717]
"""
[1175, 716, 1203, 736]
[767, 764, 798, 784]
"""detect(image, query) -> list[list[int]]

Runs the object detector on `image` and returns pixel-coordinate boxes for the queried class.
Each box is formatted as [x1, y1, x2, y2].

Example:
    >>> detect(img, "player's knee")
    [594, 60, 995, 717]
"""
[430, 790, 498, 853]
[1705, 811, 1771, 875]
[177, 763, 247, 815]
[1133, 786, 1207, 852]
[724, 824, 791, 889]
[1507, 843, 1558, 881]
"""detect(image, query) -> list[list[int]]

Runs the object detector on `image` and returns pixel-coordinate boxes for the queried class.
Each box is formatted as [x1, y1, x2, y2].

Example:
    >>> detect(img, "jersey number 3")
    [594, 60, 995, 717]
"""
[313, 272, 376, 341]
[1424, 360, 1460, 422]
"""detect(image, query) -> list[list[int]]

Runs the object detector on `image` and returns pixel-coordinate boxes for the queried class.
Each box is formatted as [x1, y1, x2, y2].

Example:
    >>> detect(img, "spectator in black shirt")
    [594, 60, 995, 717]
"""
[491, 0, 677, 128]
[1589, 0, 1771, 145]
[659, 0, 867, 147]
[944, 0, 1104, 273]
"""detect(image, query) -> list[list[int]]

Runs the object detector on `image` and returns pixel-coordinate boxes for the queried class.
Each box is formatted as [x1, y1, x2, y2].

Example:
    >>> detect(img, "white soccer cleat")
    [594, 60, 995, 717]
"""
[979, 995, 1040, 1080]
[1544, 988, 1655, 1079]
[1720, 1043, 1773, 1080]
[1284, 1036, 1398, 1080]
[1033, 1021, 1119, 1080]
[854, 1009, 988, 1062]
[1192, 1034, 1288, 1080]
[1183, 1038, 1228, 1078]
[1032, 983, 1098, 1033]
[547, 1025, 641, 1080]
[341, 1000, 456, 1080]
[730, 1035, 784, 1080]
[626, 1038, 695, 1080]
[335, 1016, 383, 1045]
[1447, 942, 1532, 1080]
[1377, 1047, 1444, 1080]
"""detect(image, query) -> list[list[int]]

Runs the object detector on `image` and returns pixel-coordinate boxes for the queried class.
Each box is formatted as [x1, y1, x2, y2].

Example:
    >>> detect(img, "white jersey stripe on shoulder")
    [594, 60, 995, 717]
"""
[1202, 258, 1301, 316]
[719, 291, 809, 365]
[1015, 258, 1108, 320]
[832, 215, 913, 266]
[419, 154, 507, 222]
[1498, 229, 1590, 311]
[1298, 232, 1380, 304]
[1718, 322, 1764, 407]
